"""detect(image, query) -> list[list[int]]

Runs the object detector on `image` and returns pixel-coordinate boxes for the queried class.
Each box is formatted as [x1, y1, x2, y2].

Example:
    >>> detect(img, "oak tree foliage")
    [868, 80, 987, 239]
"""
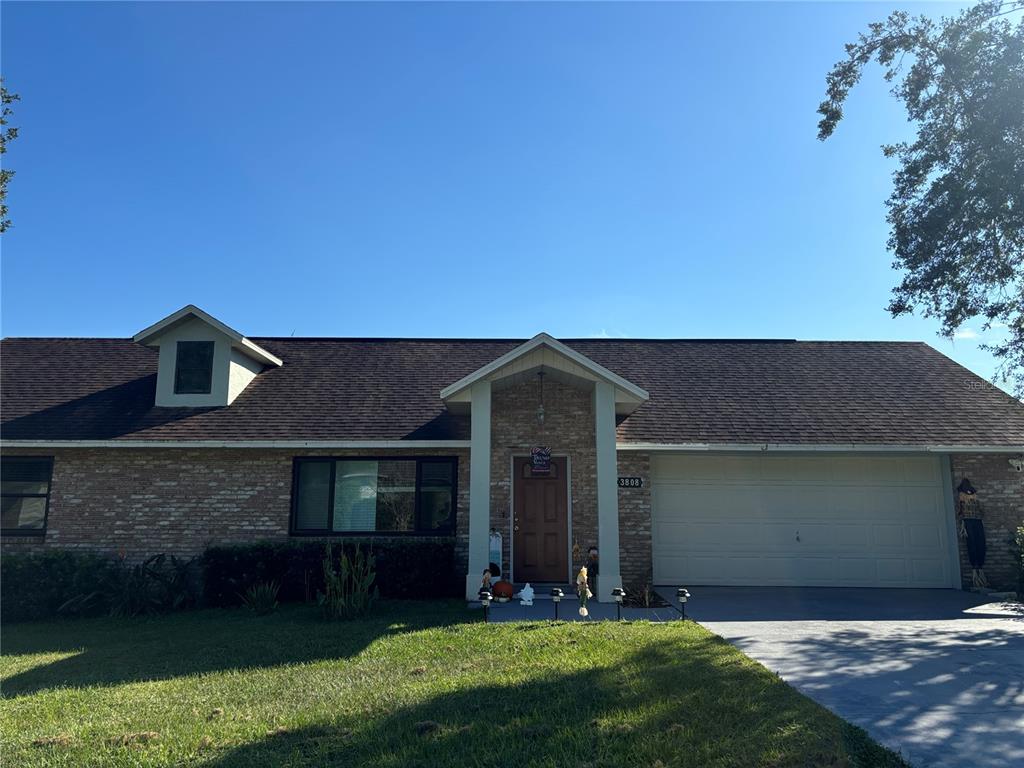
[819, 1, 1024, 394]
[1, 79, 20, 234]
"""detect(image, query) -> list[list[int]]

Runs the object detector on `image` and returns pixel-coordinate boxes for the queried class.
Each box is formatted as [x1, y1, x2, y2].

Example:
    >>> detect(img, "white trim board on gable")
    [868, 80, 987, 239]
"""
[440, 332, 649, 412]
[133, 304, 283, 368]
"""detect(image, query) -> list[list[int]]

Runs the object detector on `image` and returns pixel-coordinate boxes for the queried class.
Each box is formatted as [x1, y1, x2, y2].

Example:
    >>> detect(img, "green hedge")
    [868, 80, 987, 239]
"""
[1, 550, 115, 622]
[1, 539, 460, 622]
[200, 539, 460, 607]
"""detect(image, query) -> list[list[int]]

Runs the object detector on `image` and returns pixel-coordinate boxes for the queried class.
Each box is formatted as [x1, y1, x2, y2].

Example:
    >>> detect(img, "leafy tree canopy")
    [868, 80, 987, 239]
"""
[1, 78, 19, 234]
[819, 1, 1024, 394]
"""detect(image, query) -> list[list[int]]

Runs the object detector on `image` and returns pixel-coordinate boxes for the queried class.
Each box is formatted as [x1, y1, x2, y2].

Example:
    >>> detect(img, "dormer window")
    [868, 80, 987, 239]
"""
[133, 304, 283, 407]
[174, 341, 215, 394]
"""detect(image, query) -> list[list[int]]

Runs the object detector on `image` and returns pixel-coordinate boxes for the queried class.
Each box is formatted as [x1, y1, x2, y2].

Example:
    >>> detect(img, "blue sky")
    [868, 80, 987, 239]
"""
[2, 1, 1007, 384]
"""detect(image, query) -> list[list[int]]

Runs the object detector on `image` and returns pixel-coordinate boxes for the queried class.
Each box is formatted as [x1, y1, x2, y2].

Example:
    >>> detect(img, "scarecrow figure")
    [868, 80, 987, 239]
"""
[480, 568, 493, 592]
[576, 565, 593, 617]
[586, 546, 599, 596]
[957, 478, 989, 589]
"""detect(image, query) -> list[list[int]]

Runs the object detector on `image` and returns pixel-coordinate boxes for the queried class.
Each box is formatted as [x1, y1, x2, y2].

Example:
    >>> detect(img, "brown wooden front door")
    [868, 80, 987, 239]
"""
[513, 456, 568, 583]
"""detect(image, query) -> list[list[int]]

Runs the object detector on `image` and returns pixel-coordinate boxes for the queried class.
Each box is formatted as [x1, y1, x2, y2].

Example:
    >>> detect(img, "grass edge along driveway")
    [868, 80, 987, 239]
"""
[1, 601, 908, 767]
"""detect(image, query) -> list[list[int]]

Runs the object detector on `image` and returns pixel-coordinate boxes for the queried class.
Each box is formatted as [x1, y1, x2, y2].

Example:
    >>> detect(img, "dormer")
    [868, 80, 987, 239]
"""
[133, 305, 283, 407]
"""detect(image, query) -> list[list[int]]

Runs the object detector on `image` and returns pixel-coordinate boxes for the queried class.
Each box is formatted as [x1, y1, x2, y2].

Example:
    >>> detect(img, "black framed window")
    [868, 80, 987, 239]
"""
[291, 457, 457, 535]
[174, 340, 215, 394]
[1, 457, 53, 535]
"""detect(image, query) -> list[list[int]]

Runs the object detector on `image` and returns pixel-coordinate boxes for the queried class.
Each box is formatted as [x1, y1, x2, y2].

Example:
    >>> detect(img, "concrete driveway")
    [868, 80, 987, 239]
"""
[677, 587, 1024, 768]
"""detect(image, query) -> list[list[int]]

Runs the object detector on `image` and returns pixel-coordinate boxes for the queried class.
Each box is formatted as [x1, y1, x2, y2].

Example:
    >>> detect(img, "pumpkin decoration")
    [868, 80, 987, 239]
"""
[492, 580, 515, 603]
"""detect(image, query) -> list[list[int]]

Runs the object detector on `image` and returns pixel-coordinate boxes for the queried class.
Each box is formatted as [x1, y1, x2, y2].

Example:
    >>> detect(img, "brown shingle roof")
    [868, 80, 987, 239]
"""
[2, 337, 1022, 446]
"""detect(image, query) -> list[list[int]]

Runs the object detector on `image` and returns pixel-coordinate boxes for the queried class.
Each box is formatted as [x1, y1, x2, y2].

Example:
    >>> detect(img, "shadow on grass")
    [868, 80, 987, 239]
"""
[1, 600, 470, 698]
[199, 637, 904, 768]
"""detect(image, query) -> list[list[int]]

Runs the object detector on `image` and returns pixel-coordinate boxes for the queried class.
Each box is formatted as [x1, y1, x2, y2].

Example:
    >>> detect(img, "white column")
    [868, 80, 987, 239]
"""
[593, 380, 622, 602]
[466, 380, 492, 599]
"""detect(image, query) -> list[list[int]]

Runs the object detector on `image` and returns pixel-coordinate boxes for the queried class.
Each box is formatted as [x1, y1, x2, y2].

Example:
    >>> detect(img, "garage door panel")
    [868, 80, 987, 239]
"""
[839, 557, 877, 583]
[834, 523, 870, 549]
[786, 557, 837, 582]
[675, 521, 762, 548]
[861, 457, 906, 484]
[871, 524, 907, 549]
[651, 455, 953, 588]
[909, 524, 941, 549]
[830, 490, 864, 516]
[653, 554, 689, 583]
[793, 522, 835, 547]
[875, 558, 907, 583]
[902, 457, 943, 484]
[912, 559, 945, 583]
[862, 488, 905, 516]
[780, 487, 833, 515]
[763, 456, 827, 482]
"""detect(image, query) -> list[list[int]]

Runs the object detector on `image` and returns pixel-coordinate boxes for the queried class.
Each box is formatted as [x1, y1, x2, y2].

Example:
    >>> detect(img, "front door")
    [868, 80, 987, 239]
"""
[513, 456, 568, 582]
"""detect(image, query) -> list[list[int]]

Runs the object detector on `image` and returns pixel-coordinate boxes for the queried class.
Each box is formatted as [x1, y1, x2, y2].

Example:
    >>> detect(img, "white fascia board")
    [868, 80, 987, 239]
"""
[615, 442, 1024, 454]
[440, 332, 649, 402]
[0, 440, 471, 450]
[236, 337, 284, 367]
[133, 304, 283, 367]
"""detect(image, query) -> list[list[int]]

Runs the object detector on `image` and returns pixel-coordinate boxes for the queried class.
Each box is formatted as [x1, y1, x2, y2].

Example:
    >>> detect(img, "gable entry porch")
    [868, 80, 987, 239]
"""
[440, 333, 649, 601]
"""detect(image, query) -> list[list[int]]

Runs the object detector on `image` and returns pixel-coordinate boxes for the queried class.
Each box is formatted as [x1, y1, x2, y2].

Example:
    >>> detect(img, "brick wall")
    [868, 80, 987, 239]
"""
[949, 453, 1024, 592]
[1, 448, 470, 574]
[617, 451, 652, 588]
[490, 378, 598, 580]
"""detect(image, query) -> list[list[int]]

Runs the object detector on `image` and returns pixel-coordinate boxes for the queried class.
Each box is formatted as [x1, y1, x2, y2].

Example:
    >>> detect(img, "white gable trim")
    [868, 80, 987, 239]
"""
[440, 332, 649, 402]
[133, 304, 283, 367]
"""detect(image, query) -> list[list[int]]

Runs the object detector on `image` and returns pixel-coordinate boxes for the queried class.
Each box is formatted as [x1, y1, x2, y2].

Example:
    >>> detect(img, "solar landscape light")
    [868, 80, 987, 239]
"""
[478, 588, 493, 623]
[550, 587, 564, 620]
[611, 587, 626, 621]
[676, 587, 690, 620]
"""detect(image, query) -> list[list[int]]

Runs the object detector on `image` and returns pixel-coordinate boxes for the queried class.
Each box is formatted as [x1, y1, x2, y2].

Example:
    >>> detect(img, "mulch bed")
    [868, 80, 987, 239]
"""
[623, 588, 672, 609]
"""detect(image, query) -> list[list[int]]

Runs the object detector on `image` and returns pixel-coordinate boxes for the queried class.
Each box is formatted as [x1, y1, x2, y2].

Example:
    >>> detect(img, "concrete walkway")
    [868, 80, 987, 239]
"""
[673, 587, 1024, 768]
[480, 595, 681, 623]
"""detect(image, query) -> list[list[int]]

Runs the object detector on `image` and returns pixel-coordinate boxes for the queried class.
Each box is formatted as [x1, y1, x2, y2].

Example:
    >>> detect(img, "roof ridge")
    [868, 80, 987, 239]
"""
[0, 336, 934, 345]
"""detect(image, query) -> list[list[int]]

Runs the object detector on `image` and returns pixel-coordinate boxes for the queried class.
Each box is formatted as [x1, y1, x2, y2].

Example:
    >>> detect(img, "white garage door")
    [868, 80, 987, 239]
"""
[651, 454, 957, 588]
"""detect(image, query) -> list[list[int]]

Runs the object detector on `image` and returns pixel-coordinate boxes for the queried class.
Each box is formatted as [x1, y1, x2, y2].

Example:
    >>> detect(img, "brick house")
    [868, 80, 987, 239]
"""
[2, 305, 1022, 599]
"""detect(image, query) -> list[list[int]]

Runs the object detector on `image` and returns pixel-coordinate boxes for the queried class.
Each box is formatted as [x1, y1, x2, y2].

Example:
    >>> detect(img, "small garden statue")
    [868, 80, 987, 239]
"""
[517, 582, 534, 606]
[480, 568, 492, 592]
[577, 565, 592, 617]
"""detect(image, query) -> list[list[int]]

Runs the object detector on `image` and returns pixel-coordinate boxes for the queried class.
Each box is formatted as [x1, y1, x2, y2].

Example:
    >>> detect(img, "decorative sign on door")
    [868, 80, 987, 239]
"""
[531, 446, 552, 474]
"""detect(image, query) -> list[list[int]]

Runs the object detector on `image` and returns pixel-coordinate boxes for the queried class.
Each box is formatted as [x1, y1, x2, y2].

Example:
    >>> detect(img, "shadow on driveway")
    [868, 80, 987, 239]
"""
[668, 587, 1024, 768]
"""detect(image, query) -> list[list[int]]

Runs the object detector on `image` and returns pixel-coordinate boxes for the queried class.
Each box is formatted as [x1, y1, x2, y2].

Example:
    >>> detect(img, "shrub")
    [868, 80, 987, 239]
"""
[318, 543, 378, 620]
[1, 550, 200, 622]
[241, 581, 280, 615]
[201, 539, 459, 607]
[1, 550, 114, 622]
[58, 553, 200, 618]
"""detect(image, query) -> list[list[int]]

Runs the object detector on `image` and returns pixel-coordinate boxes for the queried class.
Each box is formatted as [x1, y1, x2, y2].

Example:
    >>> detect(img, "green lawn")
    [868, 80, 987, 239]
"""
[1, 602, 906, 767]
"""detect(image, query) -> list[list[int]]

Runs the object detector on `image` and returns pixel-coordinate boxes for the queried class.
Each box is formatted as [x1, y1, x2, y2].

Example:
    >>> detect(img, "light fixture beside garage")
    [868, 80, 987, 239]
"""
[677, 588, 690, 620]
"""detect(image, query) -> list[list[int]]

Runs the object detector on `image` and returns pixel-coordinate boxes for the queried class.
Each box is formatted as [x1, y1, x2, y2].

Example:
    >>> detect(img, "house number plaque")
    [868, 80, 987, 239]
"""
[617, 477, 643, 488]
